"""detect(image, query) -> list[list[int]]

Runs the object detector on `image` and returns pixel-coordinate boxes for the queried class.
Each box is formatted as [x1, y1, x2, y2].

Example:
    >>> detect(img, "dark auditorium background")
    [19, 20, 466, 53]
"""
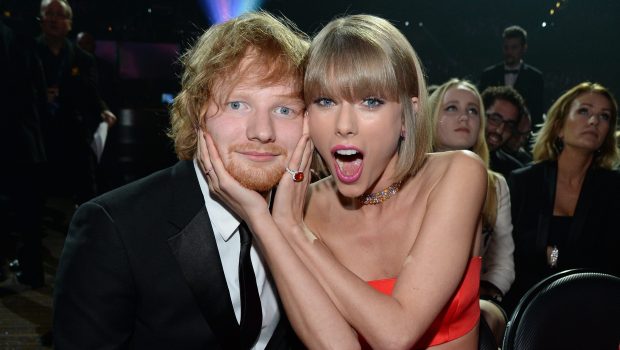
[1, 0, 619, 179]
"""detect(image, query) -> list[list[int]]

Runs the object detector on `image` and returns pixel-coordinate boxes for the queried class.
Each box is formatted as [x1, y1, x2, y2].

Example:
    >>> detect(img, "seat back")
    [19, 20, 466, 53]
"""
[503, 269, 620, 350]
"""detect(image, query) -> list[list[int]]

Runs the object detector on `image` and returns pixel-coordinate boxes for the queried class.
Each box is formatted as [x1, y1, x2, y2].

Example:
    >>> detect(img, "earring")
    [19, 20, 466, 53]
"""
[553, 137, 564, 153]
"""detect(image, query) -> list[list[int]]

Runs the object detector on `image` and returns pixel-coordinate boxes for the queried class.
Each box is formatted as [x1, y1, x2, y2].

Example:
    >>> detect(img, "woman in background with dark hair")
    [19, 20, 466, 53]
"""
[505, 82, 620, 313]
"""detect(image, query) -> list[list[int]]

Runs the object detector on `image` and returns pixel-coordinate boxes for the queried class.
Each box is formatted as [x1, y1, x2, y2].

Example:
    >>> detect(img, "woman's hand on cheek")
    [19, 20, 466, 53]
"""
[197, 129, 268, 222]
[272, 119, 314, 229]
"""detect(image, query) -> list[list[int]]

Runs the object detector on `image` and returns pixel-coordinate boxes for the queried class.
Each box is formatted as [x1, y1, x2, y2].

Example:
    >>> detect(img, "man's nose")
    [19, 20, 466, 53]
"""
[246, 110, 275, 143]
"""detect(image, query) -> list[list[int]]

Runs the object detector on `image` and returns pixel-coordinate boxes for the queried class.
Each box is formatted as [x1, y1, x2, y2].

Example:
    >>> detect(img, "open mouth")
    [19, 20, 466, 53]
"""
[333, 148, 364, 183]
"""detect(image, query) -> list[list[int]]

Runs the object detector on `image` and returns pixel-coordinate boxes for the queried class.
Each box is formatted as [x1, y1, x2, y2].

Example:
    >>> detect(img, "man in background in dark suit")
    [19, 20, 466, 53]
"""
[53, 11, 308, 349]
[36, 0, 116, 205]
[480, 25, 544, 129]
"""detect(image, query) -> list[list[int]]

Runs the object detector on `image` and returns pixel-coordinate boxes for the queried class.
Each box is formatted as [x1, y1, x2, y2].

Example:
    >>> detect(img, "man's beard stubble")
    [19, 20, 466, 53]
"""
[225, 143, 288, 192]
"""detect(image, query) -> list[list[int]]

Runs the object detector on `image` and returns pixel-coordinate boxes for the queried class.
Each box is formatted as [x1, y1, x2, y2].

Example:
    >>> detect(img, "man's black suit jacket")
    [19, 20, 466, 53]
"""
[503, 161, 620, 314]
[479, 62, 544, 128]
[54, 160, 300, 349]
[35, 37, 108, 153]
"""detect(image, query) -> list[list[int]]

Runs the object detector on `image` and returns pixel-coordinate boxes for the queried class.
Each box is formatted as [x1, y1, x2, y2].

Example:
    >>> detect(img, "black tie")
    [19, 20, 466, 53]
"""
[505, 69, 519, 75]
[238, 222, 262, 349]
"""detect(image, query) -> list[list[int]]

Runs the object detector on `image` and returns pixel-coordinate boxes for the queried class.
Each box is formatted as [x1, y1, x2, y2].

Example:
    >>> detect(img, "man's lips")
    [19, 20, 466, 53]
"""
[236, 151, 280, 162]
[486, 133, 502, 145]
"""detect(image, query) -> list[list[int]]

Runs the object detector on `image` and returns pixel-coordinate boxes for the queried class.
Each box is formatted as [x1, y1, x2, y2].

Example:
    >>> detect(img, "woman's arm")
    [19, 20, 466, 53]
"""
[481, 175, 515, 296]
[198, 130, 360, 350]
[280, 151, 487, 350]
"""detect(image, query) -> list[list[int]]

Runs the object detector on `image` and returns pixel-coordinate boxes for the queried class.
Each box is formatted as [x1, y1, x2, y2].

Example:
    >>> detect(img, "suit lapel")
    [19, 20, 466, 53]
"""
[166, 161, 241, 350]
[536, 162, 556, 254]
[566, 166, 598, 260]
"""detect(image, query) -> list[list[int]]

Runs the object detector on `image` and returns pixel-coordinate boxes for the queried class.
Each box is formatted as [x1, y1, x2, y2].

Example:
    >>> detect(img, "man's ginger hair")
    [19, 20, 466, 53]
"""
[169, 11, 309, 160]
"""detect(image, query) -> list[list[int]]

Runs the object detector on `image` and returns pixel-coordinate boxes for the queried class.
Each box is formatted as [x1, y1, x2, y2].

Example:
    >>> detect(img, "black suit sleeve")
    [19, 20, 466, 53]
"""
[54, 201, 136, 350]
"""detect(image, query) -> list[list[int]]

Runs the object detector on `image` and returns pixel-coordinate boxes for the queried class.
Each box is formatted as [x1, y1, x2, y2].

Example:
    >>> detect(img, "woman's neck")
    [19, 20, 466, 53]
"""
[556, 147, 593, 184]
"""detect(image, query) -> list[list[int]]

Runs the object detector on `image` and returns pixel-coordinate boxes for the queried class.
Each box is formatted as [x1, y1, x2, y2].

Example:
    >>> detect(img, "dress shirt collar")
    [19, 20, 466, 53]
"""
[504, 61, 523, 72]
[194, 160, 240, 242]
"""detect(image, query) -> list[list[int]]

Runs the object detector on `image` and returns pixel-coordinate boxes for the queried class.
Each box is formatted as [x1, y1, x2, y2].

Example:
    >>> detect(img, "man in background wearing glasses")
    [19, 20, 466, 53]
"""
[481, 86, 528, 179]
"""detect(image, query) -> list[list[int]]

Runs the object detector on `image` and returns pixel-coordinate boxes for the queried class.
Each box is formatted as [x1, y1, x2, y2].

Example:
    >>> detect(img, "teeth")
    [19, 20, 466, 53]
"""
[335, 149, 359, 156]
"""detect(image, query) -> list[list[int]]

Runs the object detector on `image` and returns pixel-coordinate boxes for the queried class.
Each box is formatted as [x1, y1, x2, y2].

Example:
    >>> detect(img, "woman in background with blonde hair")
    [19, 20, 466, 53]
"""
[429, 78, 514, 343]
[505, 82, 620, 313]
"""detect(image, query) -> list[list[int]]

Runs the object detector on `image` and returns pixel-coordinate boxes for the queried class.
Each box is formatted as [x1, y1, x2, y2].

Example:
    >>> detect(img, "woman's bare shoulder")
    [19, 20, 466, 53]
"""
[424, 150, 486, 180]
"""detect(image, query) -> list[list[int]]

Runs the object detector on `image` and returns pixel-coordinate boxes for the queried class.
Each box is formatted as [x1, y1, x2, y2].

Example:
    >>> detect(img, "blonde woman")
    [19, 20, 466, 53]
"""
[429, 78, 514, 343]
[505, 82, 620, 313]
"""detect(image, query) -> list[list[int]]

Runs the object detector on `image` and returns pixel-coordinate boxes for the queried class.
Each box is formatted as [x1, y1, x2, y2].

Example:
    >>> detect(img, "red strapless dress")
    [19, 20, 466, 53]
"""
[361, 256, 481, 349]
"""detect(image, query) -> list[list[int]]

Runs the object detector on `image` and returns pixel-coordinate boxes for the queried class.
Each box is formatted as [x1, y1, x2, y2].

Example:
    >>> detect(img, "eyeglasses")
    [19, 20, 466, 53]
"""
[486, 112, 517, 132]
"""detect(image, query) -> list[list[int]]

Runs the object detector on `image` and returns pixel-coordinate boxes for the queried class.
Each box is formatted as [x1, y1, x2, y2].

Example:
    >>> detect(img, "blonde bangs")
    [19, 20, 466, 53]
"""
[304, 35, 399, 103]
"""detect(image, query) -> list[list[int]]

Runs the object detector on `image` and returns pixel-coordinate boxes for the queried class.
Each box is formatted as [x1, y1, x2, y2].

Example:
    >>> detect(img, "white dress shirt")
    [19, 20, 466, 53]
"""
[481, 175, 516, 295]
[194, 160, 280, 349]
[504, 62, 522, 87]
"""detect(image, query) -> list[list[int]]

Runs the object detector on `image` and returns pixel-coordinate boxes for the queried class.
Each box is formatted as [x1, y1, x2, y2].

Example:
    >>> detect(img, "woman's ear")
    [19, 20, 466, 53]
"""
[411, 96, 420, 114]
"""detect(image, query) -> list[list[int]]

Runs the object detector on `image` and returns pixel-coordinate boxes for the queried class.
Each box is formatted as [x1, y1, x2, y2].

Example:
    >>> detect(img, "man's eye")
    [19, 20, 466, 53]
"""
[274, 106, 294, 117]
[229, 101, 242, 110]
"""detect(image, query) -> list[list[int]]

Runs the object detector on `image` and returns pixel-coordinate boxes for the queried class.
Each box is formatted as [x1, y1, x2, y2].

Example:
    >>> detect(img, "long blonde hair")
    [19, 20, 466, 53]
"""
[429, 78, 500, 229]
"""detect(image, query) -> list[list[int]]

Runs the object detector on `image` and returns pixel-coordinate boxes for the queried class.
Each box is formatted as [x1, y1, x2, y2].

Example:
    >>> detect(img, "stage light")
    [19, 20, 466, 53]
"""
[550, 9, 555, 15]
[541, 21, 547, 28]
[198, 0, 264, 24]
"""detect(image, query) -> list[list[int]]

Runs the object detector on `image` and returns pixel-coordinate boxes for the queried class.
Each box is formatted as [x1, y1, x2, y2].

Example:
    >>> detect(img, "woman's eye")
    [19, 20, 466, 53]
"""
[314, 97, 334, 107]
[362, 97, 384, 108]
[577, 107, 590, 115]
[599, 113, 611, 121]
[467, 107, 480, 116]
[444, 105, 458, 113]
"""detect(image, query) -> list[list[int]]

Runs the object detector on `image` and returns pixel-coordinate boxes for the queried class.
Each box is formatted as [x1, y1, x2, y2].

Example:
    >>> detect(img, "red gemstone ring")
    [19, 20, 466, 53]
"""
[285, 167, 304, 182]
